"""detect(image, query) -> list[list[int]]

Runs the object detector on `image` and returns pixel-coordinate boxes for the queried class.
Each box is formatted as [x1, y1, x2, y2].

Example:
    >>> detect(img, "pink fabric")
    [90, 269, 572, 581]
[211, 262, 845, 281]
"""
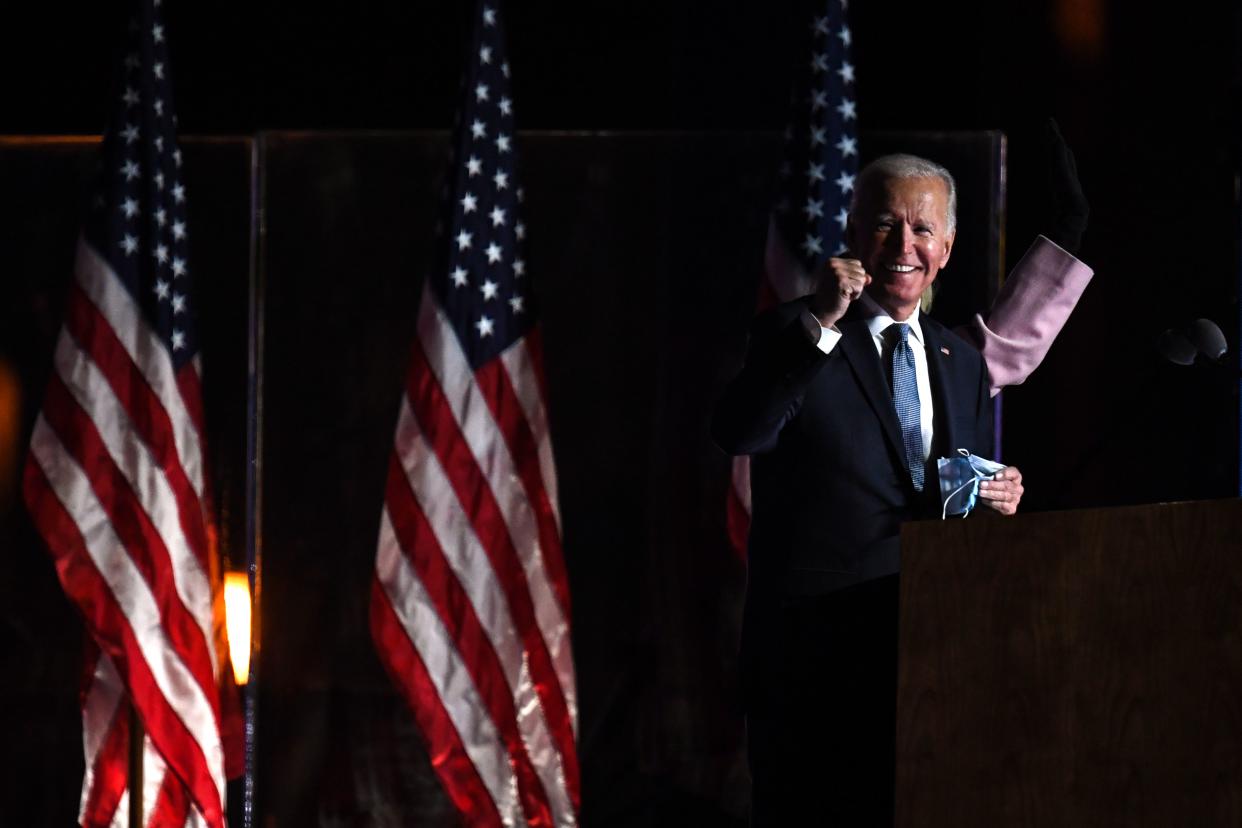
[959, 235, 1094, 396]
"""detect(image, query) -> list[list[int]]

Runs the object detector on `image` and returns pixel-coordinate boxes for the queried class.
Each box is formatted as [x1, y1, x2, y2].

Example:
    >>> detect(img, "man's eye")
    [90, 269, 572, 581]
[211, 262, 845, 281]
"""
[875, 222, 893, 231]
[914, 226, 933, 236]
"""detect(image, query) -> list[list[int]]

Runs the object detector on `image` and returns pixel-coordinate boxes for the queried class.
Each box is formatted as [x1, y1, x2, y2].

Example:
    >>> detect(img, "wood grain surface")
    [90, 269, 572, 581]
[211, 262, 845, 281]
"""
[897, 499, 1242, 827]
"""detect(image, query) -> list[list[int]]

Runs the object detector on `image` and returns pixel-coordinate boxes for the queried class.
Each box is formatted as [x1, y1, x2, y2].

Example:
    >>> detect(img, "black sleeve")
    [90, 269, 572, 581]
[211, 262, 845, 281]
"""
[710, 303, 832, 456]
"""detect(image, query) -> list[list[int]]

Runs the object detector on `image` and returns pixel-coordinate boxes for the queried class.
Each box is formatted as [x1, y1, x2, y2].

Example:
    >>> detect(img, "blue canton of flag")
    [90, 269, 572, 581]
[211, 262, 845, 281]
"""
[85, 8, 197, 370]
[772, 0, 858, 268]
[432, 2, 532, 370]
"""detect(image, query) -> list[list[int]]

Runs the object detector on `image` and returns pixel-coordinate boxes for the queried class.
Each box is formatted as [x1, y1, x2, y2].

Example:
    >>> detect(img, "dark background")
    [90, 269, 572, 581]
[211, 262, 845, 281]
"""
[2, 1, 1240, 825]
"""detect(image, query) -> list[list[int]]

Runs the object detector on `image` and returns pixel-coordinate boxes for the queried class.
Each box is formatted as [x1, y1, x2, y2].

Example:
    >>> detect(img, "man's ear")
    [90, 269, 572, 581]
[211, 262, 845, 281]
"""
[939, 230, 956, 268]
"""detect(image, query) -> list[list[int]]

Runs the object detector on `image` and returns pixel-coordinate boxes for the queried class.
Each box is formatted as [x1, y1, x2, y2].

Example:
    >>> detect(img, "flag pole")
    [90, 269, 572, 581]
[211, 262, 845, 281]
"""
[128, 701, 143, 828]
[241, 129, 266, 828]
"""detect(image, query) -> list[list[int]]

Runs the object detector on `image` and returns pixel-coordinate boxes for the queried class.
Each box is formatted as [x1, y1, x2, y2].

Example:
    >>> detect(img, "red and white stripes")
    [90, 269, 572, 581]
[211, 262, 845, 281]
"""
[25, 238, 228, 828]
[372, 283, 579, 826]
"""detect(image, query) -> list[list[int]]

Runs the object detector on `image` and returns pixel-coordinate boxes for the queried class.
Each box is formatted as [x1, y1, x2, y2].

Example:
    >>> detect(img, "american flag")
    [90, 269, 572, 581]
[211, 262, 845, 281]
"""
[22, 2, 237, 826]
[727, 0, 858, 559]
[369, 1, 580, 825]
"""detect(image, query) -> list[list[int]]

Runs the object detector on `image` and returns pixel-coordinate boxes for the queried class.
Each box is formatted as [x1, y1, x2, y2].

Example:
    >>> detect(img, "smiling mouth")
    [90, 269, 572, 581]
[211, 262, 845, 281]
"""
[882, 264, 918, 274]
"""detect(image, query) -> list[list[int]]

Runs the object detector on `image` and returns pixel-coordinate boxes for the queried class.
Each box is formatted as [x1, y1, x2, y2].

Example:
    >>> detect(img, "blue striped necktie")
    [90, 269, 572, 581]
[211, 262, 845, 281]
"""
[890, 323, 924, 491]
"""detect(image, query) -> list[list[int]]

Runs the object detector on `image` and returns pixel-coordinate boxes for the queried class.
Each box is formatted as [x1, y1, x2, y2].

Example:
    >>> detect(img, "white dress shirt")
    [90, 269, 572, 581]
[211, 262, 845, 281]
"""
[806, 293, 935, 460]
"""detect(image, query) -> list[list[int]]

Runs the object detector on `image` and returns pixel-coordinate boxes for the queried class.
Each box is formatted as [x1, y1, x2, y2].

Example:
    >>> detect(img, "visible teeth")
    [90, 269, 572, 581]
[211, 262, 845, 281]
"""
[886, 264, 916, 273]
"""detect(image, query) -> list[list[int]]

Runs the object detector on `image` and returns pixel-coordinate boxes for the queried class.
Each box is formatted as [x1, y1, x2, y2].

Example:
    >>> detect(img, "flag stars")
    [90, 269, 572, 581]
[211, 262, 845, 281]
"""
[154, 278, 171, 300]
[509, 295, 525, 314]
[805, 199, 824, 219]
[154, 172, 165, 190]
[152, 23, 164, 42]
[512, 259, 526, 276]
[121, 124, 140, 144]
[172, 220, 186, 240]
[811, 90, 828, 110]
[456, 230, 473, 251]
[485, 242, 503, 263]
[479, 45, 493, 64]
[172, 183, 185, 203]
[120, 234, 138, 255]
[153, 244, 170, 264]
[482, 6, 497, 25]
[471, 120, 487, 139]
[154, 63, 165, 80]
[813, 16, 830, 35]
[489, 206, 507, 227]
[172, 149, 182, 167]
[838, 62, 855, 84]
[837, 99, 857, 121]
[122, 87, 139, 107]
[476, 316, 495, 337]
[480, 279, 499, 299]
[498, 97, 512, 116]
[496, 134, 511, 153]
[461, 192, 478, 213]
[171, 293, 187, 314]
[124, 53, 140, 70]
[155, 208, 167, 227]
[153, 99, 165, 116]
[838, 25, 852, 46]
[121, 159, 141, 181]
[467, 156, 483, 176]
[836, 171, 856, 193]
[501, 62, 510, 78]
[121, 198, 139, 219]
[171, 329, 186, 350]
[802, 234, 824, 257]
[836, 208, 850, 230]
[172, 257, 186, 277]
[807, 162, 826, 183]
[514, 222, 526, 240]
[154, 136, 164, 152]
[811, 53, 828, 73]
[810, 126, 827, 146]
[475, 83, 490, 102]
[836, 135, 858, 157]
[451, 266, 469, 287]
[493, 170, 509, 190]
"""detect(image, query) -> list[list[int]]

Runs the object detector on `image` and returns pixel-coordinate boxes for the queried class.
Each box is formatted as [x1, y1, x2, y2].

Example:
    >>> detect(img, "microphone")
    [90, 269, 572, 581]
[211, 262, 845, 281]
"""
[1157, 318, 1228, 365]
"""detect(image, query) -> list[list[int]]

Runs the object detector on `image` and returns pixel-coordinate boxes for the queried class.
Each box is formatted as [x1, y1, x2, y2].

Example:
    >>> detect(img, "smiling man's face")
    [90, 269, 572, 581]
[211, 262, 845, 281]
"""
[849, 175, 955, 321]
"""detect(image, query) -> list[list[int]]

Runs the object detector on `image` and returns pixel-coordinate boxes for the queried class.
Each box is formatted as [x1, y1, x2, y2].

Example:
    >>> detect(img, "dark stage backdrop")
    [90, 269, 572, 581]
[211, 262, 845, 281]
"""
[3, 129, 1008, 825]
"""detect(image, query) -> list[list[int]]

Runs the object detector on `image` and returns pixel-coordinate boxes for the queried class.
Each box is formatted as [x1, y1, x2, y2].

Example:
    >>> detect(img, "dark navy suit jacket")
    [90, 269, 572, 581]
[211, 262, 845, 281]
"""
[712, 296, 994, 606]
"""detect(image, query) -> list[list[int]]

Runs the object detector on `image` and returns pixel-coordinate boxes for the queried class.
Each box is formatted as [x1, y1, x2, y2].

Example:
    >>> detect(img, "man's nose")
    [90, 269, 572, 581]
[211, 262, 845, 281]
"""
[884, 224, 914, 252]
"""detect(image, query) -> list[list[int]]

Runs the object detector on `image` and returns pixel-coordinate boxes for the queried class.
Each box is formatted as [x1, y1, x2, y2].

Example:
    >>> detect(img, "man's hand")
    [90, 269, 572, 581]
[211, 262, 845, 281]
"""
[1044, 118, 1089, 254]
[811, 256, 871, 328]
[978, 466, 1024, 515]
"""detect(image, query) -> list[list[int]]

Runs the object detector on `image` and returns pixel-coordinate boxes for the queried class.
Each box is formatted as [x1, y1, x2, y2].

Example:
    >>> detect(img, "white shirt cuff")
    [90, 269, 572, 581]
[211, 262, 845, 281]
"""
[801, 308, 842, 354]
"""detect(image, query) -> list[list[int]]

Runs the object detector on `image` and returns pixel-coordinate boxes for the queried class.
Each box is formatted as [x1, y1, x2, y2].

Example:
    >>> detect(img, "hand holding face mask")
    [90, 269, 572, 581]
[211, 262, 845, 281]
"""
[938, 450, 1023, 518]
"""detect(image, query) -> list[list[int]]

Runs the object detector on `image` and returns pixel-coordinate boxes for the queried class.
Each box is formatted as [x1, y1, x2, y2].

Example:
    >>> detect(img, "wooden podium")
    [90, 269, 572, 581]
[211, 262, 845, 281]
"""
[896, 499, 1242, 827]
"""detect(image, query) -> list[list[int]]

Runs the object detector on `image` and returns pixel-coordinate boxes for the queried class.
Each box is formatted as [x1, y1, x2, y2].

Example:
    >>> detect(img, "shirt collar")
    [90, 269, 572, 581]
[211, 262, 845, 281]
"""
[858, 291, 924, 344]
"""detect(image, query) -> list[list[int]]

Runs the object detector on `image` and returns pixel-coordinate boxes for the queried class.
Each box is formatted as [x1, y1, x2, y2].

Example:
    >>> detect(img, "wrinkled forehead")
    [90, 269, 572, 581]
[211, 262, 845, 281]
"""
[856, 175, 951, 225]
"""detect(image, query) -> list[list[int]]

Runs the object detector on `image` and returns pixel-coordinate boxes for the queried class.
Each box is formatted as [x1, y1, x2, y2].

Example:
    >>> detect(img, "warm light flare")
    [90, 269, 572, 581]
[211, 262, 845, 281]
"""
[224, 572, 252, 685]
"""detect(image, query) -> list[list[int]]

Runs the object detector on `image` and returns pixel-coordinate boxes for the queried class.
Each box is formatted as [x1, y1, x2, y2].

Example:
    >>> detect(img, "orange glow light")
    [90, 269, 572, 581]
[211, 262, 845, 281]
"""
[224, 572, 252, 685]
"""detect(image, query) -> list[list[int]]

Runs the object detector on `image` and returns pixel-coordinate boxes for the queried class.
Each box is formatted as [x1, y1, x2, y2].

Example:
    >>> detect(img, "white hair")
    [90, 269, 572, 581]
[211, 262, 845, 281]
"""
[851, 153, 957, 234]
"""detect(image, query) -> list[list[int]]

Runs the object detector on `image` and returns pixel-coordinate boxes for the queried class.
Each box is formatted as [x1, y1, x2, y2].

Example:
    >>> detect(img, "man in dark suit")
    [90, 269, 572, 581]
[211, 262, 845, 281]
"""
[713, 154, 1024, 825]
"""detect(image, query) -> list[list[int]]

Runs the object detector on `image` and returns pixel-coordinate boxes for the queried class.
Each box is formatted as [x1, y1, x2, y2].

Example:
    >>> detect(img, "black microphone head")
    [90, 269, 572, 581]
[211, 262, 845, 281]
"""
[1187, 318, 1227, 360]
[1157, 329, 1196, 365]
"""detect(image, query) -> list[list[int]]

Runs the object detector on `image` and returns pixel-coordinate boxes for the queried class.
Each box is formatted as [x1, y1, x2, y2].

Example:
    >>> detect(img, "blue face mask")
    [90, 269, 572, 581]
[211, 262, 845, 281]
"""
[937, 449, 1006, 519]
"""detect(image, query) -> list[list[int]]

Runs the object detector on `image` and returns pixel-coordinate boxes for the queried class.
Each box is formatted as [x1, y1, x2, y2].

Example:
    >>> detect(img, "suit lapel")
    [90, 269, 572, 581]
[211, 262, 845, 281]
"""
[922, 322, 958, 452]
[837, 318, 905, 462]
